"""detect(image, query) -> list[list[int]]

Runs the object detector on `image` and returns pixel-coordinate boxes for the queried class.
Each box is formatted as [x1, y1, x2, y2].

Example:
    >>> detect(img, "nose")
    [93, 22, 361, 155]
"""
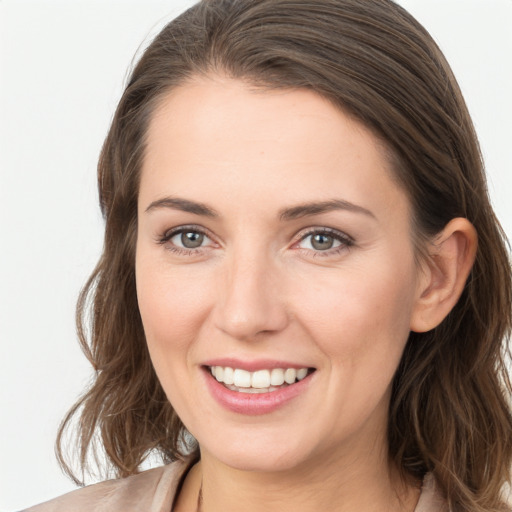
[213, 250, 289, 341]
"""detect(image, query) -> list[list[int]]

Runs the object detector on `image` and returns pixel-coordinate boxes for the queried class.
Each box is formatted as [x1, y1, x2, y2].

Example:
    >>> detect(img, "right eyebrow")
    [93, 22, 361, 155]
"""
[144, 196, 219, 217]
[279, 199, 375, 221]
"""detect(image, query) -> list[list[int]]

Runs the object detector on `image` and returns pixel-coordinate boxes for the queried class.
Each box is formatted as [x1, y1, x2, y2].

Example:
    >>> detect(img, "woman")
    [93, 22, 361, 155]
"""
[24, 0, 512, 511]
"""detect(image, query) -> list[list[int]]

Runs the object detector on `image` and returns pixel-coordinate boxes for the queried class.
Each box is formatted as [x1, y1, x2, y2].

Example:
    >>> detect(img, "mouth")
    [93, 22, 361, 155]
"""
[206, 365, 316, 394]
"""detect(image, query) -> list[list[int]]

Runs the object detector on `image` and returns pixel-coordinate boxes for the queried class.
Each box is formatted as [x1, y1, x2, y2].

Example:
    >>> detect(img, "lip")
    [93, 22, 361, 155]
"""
[202, 358, 311, 372]
[202, 365, 315, 415]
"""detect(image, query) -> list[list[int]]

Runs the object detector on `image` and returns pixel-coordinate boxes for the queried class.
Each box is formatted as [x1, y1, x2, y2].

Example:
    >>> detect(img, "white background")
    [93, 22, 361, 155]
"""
[1, 1, 511, 510]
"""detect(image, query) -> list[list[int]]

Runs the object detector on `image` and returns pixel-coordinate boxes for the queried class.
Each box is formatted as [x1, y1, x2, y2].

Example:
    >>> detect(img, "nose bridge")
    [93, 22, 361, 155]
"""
[214, 242, 288, 340]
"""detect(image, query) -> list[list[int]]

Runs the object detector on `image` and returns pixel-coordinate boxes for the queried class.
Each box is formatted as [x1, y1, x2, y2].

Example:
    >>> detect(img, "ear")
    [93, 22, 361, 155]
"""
[410, 218, 477, 333]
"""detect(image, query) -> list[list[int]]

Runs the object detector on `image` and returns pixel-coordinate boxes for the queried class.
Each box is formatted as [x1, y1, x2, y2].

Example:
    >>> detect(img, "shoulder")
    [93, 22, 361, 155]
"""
[21, 458, 192, 512]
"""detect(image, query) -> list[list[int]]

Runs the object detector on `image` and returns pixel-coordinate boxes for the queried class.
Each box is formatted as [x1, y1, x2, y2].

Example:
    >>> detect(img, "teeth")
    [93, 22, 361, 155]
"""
[284, 368, 297, 384]
[270, 368, 285, 386]
[252, 369, 270, 388]
[209, 365, 310, 391]
[297, 368, 308, 380]
[233, 369, 251, 388]
[223, 366, 234, 385]
[224, 384, 285, 393]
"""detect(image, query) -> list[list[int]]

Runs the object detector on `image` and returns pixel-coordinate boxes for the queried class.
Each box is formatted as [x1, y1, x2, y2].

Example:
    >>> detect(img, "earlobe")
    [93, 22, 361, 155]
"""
[410, 218, 478, 333]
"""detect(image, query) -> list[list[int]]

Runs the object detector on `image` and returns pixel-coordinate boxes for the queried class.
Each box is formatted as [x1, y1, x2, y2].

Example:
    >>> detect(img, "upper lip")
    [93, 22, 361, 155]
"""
[202, 358, 314, 372]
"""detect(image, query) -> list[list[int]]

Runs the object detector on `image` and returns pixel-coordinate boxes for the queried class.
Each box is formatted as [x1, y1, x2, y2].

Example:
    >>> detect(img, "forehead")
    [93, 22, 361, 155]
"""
[145, 76, 377, 164]
[140, 76, 408, 222]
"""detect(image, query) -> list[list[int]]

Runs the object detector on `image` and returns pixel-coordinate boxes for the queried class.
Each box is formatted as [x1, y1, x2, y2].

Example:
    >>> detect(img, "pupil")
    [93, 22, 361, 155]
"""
[311, 234, 333, 250]
[181, 232, 204, 248]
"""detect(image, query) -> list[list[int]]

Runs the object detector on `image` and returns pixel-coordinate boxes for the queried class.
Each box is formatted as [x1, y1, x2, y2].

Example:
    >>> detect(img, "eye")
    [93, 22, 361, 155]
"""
[300, 233, 340, 251]
[296, 228, 353, 253]
[172, 230, 207, 249]
[158, 225, 215, 253]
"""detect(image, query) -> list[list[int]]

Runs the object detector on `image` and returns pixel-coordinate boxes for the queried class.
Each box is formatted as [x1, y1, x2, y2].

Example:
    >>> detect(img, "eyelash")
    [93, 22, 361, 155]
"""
[157, 225, 354, 257]
[157, 225, 214, 256]
[294, 227, 354, 257]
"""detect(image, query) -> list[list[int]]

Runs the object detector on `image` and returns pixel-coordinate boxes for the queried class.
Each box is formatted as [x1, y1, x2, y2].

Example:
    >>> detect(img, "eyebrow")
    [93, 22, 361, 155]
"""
[279, 199, 375, 221]
[144, 196, 374, 220]
[145, 197, 219, 217]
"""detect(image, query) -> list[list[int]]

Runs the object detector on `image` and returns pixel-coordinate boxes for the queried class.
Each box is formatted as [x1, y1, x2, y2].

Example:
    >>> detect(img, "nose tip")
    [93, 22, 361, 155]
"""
[213, 260, 289, 341]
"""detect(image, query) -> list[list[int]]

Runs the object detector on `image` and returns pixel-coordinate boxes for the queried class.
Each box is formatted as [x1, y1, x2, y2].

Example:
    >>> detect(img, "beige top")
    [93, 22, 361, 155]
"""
[22, 460, 448, 512]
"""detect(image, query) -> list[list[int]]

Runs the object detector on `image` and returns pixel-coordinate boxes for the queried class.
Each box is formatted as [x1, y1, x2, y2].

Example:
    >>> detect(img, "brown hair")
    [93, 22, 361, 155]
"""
[57, 1, 512, 510]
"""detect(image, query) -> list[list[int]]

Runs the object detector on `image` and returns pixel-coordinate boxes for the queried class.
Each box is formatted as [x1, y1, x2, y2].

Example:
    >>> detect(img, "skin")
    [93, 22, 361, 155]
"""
[135, 76, 477, 512]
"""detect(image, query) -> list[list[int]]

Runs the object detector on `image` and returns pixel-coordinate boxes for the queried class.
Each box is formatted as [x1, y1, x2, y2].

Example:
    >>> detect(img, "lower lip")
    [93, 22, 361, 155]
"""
[203, 368, 314, 415]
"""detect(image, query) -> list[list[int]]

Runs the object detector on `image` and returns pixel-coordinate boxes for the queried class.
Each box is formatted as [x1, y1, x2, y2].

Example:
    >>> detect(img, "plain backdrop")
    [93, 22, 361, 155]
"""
[1, 1, 511, 510]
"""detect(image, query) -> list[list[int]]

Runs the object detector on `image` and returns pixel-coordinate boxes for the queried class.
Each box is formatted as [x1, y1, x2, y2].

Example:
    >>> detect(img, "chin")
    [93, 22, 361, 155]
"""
[196, 425, 323, 473]
[206, 447, 311, 474]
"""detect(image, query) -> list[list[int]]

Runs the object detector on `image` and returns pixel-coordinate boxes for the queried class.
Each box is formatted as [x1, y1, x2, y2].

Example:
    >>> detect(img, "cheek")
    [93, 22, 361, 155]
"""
[135, 255, 211, 415]
[292, 259, 417, 437]
[294, 256, 417, 368]
[135, 251, 211, 359]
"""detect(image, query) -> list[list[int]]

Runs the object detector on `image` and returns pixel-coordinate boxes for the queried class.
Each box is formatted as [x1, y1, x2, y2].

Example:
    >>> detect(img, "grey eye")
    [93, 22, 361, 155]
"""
[297, 231, 345, 252]
[180, 231, 205, 248]
[310, 233, 334, 250]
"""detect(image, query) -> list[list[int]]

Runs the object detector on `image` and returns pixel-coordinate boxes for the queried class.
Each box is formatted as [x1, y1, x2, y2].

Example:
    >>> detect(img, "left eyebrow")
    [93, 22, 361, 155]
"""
[144, 196, 219, 217]
[279, 199, 375, 221]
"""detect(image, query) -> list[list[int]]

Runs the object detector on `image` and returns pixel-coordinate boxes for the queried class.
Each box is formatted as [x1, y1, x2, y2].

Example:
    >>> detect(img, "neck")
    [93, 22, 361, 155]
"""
[194, 439, 420, 512]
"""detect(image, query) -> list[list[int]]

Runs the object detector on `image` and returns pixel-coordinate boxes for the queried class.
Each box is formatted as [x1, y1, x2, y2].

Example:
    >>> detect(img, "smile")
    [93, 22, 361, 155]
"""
[209, 366, 312, 393]
[203, 363, 316, 415]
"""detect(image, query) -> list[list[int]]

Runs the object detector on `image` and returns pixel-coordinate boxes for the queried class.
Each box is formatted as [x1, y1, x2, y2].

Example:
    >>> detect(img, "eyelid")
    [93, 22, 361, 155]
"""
[294, 226, 353, 244]
[157, 224, 217, 247]
[292, 226, 354, 254]
[156, 224, 353, 255]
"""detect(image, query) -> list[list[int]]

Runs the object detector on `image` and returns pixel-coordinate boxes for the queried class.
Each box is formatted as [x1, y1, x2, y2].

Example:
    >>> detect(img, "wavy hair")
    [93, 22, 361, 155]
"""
[57, 1, 512, 510]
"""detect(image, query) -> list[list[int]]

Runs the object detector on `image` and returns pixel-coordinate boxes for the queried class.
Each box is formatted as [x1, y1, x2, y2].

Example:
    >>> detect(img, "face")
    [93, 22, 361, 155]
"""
[136, 77, 426, 474]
